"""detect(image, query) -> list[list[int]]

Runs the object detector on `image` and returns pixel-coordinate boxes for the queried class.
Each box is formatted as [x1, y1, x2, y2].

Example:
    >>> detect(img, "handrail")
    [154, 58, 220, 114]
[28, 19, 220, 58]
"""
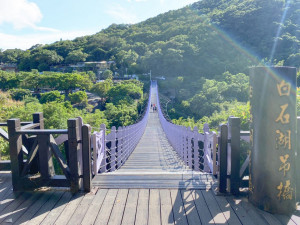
[17, 129, 68, 135]
[155, 80, 217, 174]
[92, 84, 152, 174]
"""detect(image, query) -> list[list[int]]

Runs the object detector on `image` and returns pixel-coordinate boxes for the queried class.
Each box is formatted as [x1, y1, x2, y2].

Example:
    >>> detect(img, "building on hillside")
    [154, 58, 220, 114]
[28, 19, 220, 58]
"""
[50, 61, 116, 78]
[0, 63, 18, 73]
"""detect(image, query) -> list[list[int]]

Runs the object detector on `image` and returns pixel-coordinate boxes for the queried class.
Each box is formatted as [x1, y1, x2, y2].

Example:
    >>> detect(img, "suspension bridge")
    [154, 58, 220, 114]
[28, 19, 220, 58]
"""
[0, 76, 300, 224]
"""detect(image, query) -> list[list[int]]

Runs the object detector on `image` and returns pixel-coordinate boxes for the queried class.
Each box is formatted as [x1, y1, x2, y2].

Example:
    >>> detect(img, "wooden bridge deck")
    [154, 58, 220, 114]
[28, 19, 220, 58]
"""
[1, 172, 300, 225]
[92, 87, 215, 189]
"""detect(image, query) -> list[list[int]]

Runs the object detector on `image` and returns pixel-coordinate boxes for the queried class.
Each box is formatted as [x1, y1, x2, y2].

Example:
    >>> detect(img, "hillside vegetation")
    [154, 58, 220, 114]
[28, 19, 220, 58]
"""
[0, 0, 299, 130]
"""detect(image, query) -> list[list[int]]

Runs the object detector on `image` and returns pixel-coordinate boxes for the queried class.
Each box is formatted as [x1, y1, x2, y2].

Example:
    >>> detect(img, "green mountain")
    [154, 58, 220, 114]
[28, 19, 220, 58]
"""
[1, 0, 299, 78]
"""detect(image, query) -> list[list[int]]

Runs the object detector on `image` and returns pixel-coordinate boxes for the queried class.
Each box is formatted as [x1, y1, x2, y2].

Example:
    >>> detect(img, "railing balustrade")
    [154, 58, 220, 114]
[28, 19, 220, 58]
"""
[91, 85, 152, 174]
[155, 81, 217, 174]
[3, 113, 88, 192]
[218, 116, 250, 195]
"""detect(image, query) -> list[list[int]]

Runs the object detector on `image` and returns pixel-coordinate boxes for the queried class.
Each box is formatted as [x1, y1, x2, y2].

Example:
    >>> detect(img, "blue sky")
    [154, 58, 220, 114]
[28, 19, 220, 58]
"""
[0, 0, 199, 50]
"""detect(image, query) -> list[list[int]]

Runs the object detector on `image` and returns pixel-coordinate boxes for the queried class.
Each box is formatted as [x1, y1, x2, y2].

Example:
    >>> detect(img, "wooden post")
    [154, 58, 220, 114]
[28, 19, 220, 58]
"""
[82, 124, 92, 192]
[218, 124, 228, 194]
[77, 117, 83, 186]
[31, 112, 44, 174]
[38, 134, 55, 179]
[228, 117, 240, 195]
[68, 118, 80, 193]
[7, 119, 23, 191]
[33, 112, 44, 129]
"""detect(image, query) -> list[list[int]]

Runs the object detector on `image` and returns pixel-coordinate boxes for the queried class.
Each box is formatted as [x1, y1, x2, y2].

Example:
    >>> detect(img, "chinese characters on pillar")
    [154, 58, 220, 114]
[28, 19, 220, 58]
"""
[275, 80, 293, 201]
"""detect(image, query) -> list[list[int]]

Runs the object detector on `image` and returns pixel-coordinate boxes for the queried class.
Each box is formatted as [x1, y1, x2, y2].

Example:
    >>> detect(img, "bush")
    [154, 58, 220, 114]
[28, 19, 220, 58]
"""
[9, 88, 31, 101]
[40, 91, 65, 104]
[68, 91, 88, 104]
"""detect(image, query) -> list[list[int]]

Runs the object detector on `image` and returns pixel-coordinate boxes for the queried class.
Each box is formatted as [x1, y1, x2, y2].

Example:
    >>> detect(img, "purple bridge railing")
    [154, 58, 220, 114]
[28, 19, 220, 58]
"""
[92, 84, 152, 174]
[155, 81, 218, 174]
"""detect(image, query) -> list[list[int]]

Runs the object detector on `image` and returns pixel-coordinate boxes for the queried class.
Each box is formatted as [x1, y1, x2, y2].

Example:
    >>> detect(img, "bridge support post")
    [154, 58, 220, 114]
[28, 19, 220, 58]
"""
[249, 66, 296, 214]
[68, 118, 81, 193]
[82, 124, 92, 192]
[228, 117, 240, 195]
[218, 124, 228, 193]
[7, 119, 23, 191]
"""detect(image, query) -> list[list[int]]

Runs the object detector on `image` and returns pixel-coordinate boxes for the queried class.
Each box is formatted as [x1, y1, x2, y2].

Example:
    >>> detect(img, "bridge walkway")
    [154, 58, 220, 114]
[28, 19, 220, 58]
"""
[92, 85, 214, 189]
[0, 172, 299, 224]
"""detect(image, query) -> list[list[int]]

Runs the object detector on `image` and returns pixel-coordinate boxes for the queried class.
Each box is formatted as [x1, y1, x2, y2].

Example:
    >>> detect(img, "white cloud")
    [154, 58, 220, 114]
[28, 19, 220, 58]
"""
[0, 0, 57, 31]
[106, 3, 138, 24]
[0, 30, 97, 50]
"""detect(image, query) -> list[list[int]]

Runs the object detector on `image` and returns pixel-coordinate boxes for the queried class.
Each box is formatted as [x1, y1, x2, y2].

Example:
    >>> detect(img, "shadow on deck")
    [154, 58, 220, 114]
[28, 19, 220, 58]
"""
[1, 172, 299, 225]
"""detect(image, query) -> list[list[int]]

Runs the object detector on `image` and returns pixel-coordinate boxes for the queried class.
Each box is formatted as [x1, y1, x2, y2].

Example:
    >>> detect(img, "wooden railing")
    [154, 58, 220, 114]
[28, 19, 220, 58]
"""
[0, 114, 39, 171]
[3, 113, 92, 192]
[218, 116, 250, 195]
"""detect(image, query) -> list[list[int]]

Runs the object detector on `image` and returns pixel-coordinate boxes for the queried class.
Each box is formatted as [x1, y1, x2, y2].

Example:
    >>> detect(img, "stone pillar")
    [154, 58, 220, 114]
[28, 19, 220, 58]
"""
[249, 66, 296, 214]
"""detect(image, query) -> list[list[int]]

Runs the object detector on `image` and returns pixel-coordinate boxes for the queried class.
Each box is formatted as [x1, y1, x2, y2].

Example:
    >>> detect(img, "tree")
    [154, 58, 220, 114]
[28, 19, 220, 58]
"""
[31, 49, 63, 71]
[40, 91, 65, 103]
[0, 71, 20, 90]
[91, 79, 112, 98]
[9, 88, 31, 101]
[102, 70, 113, 80]
[68, 91, 88, 104]
[107, 82, 143, 105]
[105, 103, 138, 127]
[1, 49, 24, 63]
[65, 49, 88, 64]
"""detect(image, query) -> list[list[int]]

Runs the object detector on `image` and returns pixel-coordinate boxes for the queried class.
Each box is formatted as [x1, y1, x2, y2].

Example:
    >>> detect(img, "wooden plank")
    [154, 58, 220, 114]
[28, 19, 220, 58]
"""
[210, 191, 242, 225]
[274, 214, 297, 225]
[49, 135, 71, 180]
[192, 190, 214, 225]
[0, 192, 42, 224]
[20, 139, 38, 176]
[0, 191, 23, 213]
[55, 134, 68, 146]
[121, 189, 139, 225]
[135, 189, 149, 225]
[239, 198, 271, 225]
[291, 213, 300, 225]
[108, 189, 129, 225]
[67, 193, 95, 225]
[0, 128, 8, 141]
[181, 190, 201, 225]
[170, 189, 188, 225]
[80, 189, 108, 225]
[52, 192, 84, 225]
[226, 196, 256, 225]
[0, 183, 13, 202]
[254, 207, 283, 225]
[201, 190, 228, 224]
[39, 192, 73, 225]
[0, 192, 30, 220]
[94, 189, 118, 225]
[27, 191, 65, 225]
[149, 189, 161, 225]
[160, 189, 174, 225]
[13, 191, 54, 225]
